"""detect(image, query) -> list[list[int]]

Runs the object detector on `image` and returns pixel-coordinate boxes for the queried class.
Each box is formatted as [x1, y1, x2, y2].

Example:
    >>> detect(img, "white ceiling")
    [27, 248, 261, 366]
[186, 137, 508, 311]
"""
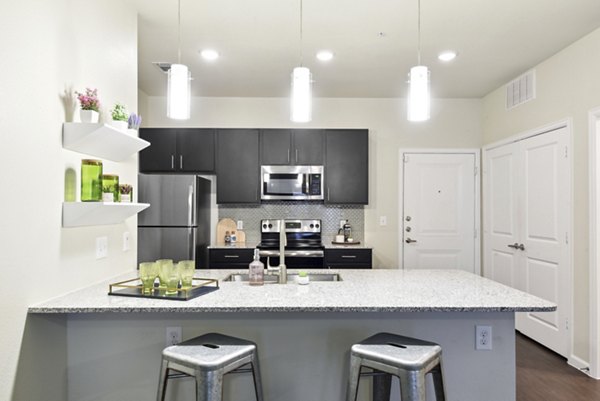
[129, 0, 600, 99]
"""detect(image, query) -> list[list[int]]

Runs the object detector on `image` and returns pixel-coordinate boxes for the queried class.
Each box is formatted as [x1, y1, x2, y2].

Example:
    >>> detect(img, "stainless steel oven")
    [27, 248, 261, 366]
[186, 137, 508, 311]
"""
[261, 165, 324, 200]
[257, 219, 325, 268]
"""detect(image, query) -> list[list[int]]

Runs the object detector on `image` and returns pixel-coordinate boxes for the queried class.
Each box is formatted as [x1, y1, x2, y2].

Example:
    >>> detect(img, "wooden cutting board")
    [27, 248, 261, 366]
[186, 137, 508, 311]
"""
[216, 218, 245, 244]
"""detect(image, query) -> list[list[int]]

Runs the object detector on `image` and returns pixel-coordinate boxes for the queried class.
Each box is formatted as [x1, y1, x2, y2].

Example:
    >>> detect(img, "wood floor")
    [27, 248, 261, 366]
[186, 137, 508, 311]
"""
[516, 332, 600, 401]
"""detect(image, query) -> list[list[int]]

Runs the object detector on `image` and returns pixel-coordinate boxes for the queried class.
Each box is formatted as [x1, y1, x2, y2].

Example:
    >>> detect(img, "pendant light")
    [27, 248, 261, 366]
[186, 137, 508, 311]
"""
[407, 0, 430, 122]
[167, 0, 191, 120]
[290, 0, 312, 123]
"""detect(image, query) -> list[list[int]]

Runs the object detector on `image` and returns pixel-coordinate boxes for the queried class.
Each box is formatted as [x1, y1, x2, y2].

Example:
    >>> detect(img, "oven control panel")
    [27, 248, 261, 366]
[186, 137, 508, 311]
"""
[261, 219, 321, 233]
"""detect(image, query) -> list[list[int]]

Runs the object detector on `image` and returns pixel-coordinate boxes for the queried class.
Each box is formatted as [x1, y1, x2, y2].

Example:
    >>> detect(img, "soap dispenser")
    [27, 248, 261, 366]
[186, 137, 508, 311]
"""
[249, 249, 264, 286]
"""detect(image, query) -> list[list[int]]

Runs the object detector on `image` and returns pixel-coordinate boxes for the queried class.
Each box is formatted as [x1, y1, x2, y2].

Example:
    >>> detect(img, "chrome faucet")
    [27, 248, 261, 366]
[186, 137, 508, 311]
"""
[266, 219, 287, 283]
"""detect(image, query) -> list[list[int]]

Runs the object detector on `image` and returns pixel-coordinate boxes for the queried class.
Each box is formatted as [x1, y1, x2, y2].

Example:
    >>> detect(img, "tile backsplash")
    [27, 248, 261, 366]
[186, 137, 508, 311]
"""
[218, 202, 364, 245]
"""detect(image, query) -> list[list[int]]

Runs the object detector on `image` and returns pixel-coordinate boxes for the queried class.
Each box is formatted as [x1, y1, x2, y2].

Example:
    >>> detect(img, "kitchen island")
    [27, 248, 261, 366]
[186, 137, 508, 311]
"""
[29, 269, 554, 401]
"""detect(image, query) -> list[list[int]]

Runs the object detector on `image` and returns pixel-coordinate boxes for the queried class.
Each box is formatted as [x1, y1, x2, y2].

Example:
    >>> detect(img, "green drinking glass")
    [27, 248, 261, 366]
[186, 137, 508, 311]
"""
[178, 260, 195, 290]
[165, 263, 180, 295]
[156, 259, 174, 291]
[139, 262, 158, 294]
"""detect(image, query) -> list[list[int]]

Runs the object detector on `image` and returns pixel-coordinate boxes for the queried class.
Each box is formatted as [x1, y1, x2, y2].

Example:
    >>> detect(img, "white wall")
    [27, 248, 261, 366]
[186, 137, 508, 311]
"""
[0, 1, 139, 399]
[144, 96, 482, 268]
[482, 27, 600, 364]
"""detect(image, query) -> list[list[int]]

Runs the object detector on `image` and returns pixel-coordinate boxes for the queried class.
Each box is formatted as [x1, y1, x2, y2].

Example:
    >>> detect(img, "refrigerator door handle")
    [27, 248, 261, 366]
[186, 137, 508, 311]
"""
[188, 184, 194, 226]
[188, 228, 196, 260]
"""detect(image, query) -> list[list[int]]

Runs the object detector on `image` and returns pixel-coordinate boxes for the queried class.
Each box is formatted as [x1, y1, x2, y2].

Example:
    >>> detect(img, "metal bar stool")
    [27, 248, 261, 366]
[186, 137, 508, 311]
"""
[157, 332, 264, 401]
[347, 332, 445, 401]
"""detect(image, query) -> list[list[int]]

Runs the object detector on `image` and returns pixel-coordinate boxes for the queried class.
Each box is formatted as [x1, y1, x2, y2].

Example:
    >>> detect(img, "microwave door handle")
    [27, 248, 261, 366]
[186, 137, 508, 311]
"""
[304, 174, 310, 194]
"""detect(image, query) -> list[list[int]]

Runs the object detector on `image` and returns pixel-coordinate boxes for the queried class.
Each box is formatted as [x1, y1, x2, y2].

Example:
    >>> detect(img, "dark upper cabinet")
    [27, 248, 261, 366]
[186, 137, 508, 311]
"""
[260, 129, 323, 165]
[325, 129, 369, 204]
[139, 128, 215, 173]
[216, 129, 260, 204]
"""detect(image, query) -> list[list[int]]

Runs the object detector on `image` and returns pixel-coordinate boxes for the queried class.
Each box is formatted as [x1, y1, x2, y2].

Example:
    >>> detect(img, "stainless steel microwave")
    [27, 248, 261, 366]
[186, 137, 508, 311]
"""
[261, 165, 324, 200]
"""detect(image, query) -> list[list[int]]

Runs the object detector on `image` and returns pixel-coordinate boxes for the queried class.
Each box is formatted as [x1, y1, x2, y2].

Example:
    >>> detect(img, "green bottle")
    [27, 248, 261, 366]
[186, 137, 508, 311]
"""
[81, 159, 103, 201]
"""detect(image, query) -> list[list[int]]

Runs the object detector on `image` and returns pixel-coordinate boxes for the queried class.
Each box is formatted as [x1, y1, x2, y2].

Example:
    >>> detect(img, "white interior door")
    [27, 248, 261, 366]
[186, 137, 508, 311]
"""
[483, 142, 520, 288]
[515, 129, 570, 356]
[483, 127, 570, 357]
[402, 153, 477, 273]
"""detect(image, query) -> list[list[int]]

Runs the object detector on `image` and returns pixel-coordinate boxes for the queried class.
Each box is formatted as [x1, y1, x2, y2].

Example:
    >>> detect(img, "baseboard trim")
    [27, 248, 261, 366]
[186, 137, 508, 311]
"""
[568, 354, 596, 378]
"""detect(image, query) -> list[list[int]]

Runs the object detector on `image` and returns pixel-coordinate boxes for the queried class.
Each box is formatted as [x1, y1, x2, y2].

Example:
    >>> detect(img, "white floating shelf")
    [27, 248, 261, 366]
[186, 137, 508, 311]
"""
[63, 123, 150, 162]
[62, 202, 150, 227]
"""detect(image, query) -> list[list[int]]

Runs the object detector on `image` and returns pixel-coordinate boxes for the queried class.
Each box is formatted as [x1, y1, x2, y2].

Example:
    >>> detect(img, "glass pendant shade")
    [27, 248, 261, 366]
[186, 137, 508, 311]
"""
[167, 64, 191, 120]
[290, 66, 312, 123]
[407, 65, 430, 122]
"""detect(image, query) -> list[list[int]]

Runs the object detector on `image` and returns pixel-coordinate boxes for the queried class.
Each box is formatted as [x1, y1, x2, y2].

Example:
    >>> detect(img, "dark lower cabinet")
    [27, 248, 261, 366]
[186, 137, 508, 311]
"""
[216, 129, 260, 204]
[325, 129, 368, 204]
[208, 248, 254, 269]
[325, 248, 372, 269]
[139, 128, 215, 173]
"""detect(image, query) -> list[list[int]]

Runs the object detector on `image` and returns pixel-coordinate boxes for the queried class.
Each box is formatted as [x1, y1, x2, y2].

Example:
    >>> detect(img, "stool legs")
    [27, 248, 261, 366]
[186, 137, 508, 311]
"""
[398, 371, 427, 401]
[250, 353, 265, 401]
[195, 370, 223, 401]
[346, 354, 362, 401]
[157, 359, 169, 401]
[372, 373, 392, 401]
[431, 365, 446, 401]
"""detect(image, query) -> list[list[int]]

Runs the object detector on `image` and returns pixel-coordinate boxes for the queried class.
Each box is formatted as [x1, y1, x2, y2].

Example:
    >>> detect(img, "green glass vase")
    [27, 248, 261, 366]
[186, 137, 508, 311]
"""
[81, 159, 103, 202]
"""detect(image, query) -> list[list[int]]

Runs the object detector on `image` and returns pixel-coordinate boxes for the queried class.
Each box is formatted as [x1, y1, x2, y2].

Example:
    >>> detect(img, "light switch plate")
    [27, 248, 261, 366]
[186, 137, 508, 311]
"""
[96, 236, 108, 259]
[237, 220, 243, 230]
[122, 232, 130, 251]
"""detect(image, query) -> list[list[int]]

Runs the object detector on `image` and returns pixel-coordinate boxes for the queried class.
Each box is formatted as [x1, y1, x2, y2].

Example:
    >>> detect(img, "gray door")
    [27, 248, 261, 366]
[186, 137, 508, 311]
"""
[138, 227, 196, 264]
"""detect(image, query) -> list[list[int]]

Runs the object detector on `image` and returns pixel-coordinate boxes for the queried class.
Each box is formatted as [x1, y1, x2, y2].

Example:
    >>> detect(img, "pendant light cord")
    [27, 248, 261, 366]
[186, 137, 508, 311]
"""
[177, 0, 182, 64]
[417, 0, 421, 65]
[300, 0, 304, 66]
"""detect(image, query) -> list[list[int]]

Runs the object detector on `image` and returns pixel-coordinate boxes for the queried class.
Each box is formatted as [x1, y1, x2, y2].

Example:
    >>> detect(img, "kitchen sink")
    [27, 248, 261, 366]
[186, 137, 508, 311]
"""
[223, 272, 342, 283]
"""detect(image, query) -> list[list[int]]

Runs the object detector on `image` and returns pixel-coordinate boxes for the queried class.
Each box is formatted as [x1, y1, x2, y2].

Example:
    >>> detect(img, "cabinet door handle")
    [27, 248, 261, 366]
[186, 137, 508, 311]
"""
[171, 155, 175, 170]
[295, 149, 299, 163]
[287, 149, 290, 164]
[224, 255, 240, 258]
[341, 255, 357, 259]
[327, 187, 330, 201]
[180, 155, 183, 169]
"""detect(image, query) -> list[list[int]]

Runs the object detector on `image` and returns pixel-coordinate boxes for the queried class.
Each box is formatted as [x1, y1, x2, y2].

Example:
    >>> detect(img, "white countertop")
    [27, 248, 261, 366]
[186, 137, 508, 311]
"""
[28, 269, 555, 314]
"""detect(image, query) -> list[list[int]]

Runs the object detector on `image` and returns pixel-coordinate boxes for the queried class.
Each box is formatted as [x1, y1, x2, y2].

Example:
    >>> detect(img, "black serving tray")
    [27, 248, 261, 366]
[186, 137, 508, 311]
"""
[108, 277, 219, 301]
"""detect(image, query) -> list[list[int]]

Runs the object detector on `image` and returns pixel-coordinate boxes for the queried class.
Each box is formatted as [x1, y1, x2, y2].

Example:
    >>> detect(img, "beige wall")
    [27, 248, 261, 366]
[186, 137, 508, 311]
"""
[482, 27, 600, 363]
[144, 96, 483, 268]
[0, 1, 139, 399]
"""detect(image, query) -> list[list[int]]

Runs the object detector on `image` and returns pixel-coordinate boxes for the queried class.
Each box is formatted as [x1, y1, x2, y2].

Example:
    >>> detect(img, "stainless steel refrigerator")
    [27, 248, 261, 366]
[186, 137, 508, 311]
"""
[138, 174, 211, 269]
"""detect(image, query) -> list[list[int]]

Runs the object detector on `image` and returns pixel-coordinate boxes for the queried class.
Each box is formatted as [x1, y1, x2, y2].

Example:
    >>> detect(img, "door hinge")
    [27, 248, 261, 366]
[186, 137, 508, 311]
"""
[565, 318, 569, 331]
[474, 166, 478, 176]
[474, 228, 478, 238]
[565, 146, 568, 158]
[565, 232, 569, 244]
[404, 154, 409, 163]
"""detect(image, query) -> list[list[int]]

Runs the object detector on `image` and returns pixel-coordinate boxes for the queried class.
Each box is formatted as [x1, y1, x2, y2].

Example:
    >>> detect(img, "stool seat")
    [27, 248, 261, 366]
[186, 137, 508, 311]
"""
[347, 332, 445, 401]
[157, 332, 264, 401]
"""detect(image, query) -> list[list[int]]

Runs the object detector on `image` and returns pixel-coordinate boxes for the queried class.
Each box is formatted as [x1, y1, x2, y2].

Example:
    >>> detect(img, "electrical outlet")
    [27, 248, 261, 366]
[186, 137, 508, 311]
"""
[379, 216, 387, 226]
[96, 236, 108, 259]
[166, 326, 182, 346]
[237, 220, 243, 230]
[122, 232, 130, 251]
[476, 325, 492, 350]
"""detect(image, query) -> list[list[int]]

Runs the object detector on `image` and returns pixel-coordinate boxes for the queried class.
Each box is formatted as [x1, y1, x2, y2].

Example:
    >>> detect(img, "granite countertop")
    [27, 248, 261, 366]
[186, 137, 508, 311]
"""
[29, 269, 555, 314]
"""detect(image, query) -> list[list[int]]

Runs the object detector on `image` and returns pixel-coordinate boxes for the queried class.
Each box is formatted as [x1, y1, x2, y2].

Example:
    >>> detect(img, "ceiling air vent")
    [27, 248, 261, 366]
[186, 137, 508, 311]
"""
[506, 70, 535, 110]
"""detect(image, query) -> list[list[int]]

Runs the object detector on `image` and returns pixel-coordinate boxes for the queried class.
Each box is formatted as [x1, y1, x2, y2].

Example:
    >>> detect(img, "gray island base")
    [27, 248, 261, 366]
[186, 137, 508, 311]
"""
[29, 269, 555, 401]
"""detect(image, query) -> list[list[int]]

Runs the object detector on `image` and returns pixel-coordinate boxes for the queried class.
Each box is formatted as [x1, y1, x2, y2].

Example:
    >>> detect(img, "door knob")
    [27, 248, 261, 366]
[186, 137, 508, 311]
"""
[507, 243, 525, 251]
[518, 243, 525, 251]
[405, 238, 417, 244]
[405, 216, 412, 222]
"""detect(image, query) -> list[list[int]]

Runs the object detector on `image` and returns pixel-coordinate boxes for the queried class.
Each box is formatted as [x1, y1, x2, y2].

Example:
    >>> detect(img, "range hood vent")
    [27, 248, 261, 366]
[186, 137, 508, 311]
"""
[506, 69, 536, 110]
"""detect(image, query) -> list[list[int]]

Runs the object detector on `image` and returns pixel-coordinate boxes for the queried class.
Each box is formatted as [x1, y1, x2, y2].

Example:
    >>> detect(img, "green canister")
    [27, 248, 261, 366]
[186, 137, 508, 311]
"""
[81, 159, 103, 201]
[102, 174, 120, 202]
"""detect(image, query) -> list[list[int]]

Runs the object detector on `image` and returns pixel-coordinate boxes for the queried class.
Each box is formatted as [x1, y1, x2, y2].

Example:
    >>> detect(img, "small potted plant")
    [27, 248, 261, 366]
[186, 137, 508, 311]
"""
[119, 184, 133, 203]
[75, 88, 100, 123]
[110, 103, 129, 132]
[127, 113, 142, 135]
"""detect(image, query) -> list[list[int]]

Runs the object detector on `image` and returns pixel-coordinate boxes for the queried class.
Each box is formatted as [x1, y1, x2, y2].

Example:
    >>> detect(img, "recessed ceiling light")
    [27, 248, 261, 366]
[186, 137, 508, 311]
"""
[316, 51, 334, 62]
[438, 51, 457, 62]
[200, 49, 219, 61]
